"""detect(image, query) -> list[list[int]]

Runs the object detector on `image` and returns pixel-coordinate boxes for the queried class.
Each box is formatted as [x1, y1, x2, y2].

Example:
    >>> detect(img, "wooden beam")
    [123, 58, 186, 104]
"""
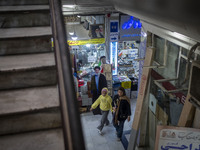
[128, 47, 155, 150]
[178, 93, 195, 127]
[137, 77, 151, 146]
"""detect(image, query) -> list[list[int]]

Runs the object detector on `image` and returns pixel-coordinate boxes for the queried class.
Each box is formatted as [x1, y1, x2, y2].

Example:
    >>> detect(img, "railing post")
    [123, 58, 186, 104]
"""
[49, 0, 86, 150]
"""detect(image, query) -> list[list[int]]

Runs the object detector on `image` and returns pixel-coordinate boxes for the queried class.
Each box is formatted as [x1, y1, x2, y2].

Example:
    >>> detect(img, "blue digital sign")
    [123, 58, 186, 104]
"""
[122, 16, 142, 30]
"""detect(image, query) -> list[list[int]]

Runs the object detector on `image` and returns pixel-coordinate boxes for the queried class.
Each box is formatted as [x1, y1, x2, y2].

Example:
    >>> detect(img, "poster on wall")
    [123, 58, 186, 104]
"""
[120, 15, 141, 41]
[155, 125, 200, 150]
[89, 24, 104, 38]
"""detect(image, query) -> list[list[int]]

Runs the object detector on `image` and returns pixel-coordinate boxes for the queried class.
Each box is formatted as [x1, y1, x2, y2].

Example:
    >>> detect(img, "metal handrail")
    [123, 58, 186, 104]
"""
[49, 0, 86, 150]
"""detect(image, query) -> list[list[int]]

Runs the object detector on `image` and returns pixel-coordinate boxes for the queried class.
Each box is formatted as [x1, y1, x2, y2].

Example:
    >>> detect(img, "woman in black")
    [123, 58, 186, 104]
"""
[112, 87, 131, 141]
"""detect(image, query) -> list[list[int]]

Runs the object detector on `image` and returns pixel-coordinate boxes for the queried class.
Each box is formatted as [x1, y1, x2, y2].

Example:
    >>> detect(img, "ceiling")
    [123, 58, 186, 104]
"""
[62, 0, 200, 42]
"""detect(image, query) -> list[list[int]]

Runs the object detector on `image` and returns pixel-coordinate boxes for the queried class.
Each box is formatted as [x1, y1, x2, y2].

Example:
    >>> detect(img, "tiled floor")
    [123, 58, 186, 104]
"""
[80, 96, 137, 150]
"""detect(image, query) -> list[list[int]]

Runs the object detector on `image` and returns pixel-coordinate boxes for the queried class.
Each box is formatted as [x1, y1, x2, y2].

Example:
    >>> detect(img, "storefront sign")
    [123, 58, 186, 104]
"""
[155, 126, 200, 150]
[120, 15, 141, 41]
[88, 56, 96, 63]
[110, 20, 119, 42]
[110, 33, 118, 42]
[67, 38, 105, 46]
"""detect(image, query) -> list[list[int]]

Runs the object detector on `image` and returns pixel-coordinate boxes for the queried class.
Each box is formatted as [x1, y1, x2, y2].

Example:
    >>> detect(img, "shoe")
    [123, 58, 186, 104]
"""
[105, 123, 109, 126]
[97, 129, 102, 135]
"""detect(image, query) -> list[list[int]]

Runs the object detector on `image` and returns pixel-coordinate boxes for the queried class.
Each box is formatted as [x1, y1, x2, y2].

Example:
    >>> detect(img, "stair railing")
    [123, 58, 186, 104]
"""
[49, 0, 86, 150]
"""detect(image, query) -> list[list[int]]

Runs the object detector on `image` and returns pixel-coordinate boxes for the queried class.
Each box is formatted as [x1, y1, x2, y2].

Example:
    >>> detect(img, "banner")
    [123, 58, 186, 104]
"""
[67, 38, 105, 46]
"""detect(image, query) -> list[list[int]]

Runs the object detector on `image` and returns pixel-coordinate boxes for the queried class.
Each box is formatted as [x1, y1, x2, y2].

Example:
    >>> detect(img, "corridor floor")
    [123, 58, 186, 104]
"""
[80, 96, 137, 150]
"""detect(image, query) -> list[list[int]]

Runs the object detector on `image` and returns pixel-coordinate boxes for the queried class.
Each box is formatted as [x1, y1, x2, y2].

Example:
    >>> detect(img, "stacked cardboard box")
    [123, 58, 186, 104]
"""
[121, 78, 131, 99]
[102, 64, 112, 96]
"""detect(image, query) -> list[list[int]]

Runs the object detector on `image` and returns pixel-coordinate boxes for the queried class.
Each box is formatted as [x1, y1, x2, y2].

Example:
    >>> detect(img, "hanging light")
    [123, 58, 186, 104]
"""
[69, 32, 74, 35]
[71, 35, 78, 40]
[71, 31, 78, 40]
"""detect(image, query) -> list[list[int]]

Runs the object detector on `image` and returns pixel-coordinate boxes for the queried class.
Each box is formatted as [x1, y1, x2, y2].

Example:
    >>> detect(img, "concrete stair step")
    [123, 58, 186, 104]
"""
[0, 53, 57, 90]
[0, 5, 50, 28]
[0, 86, 59, 116]
[0, 11, 50, 28]
[0, 37, 52, 55]
[0, 26, 52, 39]
[0, 0, 49, 6]
[0, 129, 65, 150]
[0, 108, 61, 135]
[0, 52, 55, 71]
[0, 5, 49, 12]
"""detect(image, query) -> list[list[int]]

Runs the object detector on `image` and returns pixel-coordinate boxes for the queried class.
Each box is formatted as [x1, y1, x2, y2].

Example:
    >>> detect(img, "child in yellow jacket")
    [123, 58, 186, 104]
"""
[90, 88, 112, 135]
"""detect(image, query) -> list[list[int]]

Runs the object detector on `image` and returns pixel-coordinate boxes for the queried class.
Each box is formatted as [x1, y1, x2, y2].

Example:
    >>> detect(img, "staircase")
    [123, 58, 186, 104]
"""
[0, 1, 65, 149]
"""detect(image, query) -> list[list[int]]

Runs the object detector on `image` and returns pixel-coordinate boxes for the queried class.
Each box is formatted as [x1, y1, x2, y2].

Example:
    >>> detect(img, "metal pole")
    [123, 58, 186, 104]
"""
[49, 0, 86, 150]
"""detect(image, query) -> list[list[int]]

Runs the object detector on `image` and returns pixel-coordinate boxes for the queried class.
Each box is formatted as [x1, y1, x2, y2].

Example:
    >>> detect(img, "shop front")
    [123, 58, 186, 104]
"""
[110, 15, 143, 99]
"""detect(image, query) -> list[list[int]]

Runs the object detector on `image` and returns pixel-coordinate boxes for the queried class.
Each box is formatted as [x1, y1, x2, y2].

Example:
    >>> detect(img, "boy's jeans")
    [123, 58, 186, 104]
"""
[113, 120, 125, 138]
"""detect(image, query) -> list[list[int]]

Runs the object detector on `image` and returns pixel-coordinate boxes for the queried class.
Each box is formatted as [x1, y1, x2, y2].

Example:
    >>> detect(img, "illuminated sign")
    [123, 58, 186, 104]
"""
[120, 15, 141, 41]
[122, 16, 142, 30]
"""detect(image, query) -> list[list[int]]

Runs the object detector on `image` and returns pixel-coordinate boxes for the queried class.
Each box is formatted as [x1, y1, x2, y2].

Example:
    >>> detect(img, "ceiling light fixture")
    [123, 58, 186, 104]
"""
[63, 5, 76, 8]
[69, 32, 74, 35]
[71, 36, 78, 41]
[86, 44, 91, 47]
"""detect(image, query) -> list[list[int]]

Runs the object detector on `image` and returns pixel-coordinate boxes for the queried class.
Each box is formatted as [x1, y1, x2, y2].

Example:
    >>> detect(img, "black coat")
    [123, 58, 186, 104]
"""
[91, 73, 107, 96]
[113, 95, 131, 121]
[91, 74, 107, 115]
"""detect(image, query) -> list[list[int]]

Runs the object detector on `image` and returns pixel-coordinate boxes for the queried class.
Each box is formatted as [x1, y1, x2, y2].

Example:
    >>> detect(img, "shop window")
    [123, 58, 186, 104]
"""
[154, 40, 179, 80]
[154, 35, 165, 65]
[181, 47, 195, 59]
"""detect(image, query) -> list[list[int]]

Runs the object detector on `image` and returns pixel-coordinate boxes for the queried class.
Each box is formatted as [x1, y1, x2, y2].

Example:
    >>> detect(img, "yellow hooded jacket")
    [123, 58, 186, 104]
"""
[91, 88, 112, 112]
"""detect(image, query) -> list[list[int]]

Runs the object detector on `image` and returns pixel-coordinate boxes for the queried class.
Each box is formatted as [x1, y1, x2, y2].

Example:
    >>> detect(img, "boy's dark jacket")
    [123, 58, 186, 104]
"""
[112, 95, 131, 122]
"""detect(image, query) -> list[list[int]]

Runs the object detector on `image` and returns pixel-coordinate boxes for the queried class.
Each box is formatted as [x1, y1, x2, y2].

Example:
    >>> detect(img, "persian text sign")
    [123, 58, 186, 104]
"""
[155, 126, 200, 150]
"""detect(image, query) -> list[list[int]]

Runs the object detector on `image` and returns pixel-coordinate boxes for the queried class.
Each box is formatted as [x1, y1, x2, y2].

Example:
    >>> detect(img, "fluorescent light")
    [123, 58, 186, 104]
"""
[142, 31, 147, 37]
[86, 44, 91, 48]
[69, 32, 74, 35]
[173, 32, 185, 39]
[63, 5, 76, 8]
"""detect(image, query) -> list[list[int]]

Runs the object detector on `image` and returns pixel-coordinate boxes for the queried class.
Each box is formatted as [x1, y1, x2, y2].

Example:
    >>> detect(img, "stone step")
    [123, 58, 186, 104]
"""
[0, 26, 52, 39]
[0, 86, 59, 116]
[0, 129, 65, 150]
[0, 0, 49, 6]
[0, 108, 62, 135]
[0, 5, 49, 12]
[0, 11, 50, 28]
[0, 37, 52, 56]
[0, 86, 61, 135]
[0, 53, 57, 90]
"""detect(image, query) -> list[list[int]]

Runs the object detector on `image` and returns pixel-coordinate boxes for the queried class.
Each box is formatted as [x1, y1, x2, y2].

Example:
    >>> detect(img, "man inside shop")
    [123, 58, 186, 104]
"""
[91, 66, 107, 115]
[99, 56, 108, 73]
